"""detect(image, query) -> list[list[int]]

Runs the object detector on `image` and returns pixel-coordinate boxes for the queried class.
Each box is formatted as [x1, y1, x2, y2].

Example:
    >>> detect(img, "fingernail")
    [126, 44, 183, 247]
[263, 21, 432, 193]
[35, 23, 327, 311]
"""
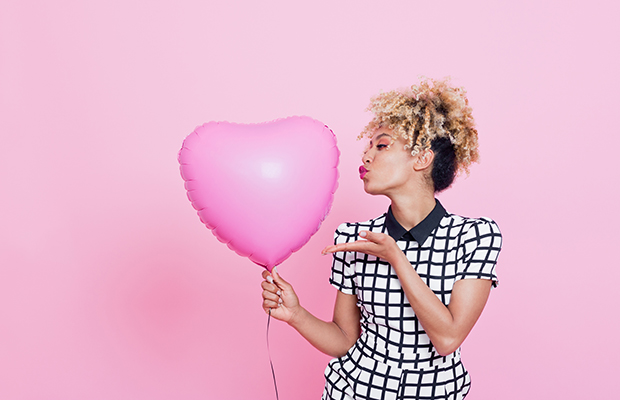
[277, 290, 281, 296]
[273, 267, 278, 275]
[267, 276, 273, 283]
[359, 231, 367, 238]
[278, 298, 283, 304]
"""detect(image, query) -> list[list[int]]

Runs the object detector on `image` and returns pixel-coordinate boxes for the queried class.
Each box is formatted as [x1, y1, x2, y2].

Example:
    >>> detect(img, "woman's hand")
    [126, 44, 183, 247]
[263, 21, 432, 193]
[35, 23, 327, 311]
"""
[261, 267, 360, 357]
[261, 268, 302, 324]
[321, 230, 405, 265]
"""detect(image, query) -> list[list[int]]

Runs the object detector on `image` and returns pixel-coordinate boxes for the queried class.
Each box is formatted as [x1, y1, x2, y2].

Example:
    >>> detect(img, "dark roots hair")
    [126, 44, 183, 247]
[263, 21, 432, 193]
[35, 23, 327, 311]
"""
[430, 137, 457, 192]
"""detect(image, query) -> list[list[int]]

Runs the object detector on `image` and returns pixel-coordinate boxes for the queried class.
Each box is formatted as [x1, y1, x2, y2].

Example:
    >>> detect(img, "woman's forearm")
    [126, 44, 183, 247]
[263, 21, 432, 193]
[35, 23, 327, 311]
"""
[388, 250, 491, 356]
[262, 269, 360, 358]
[288, 306, 358, 358]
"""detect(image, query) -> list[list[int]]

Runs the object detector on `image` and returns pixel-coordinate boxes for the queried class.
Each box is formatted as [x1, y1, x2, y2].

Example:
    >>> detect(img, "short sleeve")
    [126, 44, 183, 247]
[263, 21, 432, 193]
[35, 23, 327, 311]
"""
[329, 223, 358, 295]
[456, 218, 503, 287]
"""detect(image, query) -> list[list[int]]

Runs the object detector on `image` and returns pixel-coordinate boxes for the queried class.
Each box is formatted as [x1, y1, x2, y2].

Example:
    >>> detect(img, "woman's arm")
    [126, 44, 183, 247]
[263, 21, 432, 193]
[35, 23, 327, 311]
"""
[387, 250, 492, 356]
[322, 231, 492, 356]
[261, 268, 361, 357]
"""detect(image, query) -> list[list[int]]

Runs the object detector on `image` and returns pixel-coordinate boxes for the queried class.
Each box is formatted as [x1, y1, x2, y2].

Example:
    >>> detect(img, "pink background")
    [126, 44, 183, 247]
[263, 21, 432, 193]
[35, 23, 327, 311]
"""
[1, 1, 618, 399]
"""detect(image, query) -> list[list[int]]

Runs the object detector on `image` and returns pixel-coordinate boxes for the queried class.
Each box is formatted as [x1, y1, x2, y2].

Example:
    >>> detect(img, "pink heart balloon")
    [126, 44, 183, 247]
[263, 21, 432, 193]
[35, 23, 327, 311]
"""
[179, 116, 339, 271]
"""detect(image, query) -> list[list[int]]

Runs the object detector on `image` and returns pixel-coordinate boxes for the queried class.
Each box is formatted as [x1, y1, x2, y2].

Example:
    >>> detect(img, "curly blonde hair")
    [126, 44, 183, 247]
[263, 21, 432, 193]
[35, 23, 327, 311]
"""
[360, 77, 479, 176]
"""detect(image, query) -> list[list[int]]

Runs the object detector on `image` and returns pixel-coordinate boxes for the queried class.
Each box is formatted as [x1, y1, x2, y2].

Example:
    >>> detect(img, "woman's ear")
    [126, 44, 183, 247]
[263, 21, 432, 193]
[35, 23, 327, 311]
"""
[412, 149, 435, 171]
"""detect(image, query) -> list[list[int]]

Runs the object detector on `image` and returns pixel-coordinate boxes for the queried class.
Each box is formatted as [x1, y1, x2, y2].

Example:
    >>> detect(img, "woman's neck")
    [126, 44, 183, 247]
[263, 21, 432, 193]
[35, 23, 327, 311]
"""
[389, 192, 436, 231]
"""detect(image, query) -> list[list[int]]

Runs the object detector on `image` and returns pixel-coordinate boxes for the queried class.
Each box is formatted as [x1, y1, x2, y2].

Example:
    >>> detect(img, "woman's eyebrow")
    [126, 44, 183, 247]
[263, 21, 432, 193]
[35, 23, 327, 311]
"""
[370, 133, 392, 145]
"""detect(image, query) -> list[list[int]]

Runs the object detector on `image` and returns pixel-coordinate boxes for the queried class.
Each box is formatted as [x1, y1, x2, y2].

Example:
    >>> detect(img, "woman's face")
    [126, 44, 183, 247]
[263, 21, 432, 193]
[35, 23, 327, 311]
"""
[360, 128, 416, 197]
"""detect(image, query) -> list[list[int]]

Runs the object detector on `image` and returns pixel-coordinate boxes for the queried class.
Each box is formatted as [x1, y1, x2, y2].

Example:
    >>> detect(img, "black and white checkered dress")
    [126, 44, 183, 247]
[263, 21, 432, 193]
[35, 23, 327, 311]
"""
[323, 200, 502, 400]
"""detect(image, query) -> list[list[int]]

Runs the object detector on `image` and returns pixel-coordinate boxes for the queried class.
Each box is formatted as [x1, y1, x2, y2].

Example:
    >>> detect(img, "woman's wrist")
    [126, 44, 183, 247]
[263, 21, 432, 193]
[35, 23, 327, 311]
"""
[287, 304, 306, 328]
[387, 245, 410, 271]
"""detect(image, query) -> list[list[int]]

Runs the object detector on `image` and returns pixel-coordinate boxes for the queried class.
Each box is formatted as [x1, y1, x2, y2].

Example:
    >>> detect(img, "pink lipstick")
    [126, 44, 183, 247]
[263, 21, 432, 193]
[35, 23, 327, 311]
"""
[359, 165, 368, 179]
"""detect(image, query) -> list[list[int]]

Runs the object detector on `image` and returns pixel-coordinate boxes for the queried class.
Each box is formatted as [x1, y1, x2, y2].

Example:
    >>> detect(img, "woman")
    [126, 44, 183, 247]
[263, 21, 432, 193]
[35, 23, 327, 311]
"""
[261, 78, 502, 400]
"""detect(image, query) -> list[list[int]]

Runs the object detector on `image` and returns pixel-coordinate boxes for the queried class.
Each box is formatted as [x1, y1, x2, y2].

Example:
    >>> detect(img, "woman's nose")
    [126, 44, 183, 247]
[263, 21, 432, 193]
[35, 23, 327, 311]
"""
[362, 150, 372, 164]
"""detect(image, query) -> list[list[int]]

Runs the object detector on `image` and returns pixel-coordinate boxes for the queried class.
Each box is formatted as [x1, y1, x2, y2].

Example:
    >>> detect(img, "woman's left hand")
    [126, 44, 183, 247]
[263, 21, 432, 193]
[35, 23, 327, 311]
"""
[321, 230, 404, 265]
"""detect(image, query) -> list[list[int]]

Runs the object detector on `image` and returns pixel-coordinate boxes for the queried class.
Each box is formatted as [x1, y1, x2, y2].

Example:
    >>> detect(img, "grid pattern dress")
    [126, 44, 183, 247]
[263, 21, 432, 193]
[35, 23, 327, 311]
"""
[323, 200, 502, 400]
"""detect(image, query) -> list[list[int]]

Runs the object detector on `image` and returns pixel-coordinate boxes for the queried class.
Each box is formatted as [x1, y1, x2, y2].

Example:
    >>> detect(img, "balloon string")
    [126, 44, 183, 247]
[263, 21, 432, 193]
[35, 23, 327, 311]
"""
[267, 309, 280, 400]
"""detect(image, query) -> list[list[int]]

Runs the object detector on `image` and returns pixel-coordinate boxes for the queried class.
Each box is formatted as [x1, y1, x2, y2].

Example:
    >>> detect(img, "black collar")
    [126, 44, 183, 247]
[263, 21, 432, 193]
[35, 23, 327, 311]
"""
[385, 199, 447, 245]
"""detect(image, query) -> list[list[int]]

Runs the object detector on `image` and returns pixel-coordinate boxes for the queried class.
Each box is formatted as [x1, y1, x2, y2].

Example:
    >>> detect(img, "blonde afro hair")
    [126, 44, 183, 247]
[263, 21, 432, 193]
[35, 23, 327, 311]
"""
[360, 77, 479, 175]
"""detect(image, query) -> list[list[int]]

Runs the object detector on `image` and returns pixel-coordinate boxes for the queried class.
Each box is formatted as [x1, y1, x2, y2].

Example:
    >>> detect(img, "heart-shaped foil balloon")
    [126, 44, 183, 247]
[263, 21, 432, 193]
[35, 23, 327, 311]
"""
[179, 116, 339, 271]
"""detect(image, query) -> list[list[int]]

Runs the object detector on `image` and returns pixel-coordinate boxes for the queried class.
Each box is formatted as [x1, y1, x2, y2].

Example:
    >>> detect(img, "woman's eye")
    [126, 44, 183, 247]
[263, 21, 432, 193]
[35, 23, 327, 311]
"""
[377, 144, 388, 149]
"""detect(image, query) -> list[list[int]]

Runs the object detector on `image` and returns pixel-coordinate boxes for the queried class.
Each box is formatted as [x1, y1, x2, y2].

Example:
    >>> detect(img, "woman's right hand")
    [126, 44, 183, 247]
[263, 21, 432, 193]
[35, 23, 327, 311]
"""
[261, 267, 301, 323]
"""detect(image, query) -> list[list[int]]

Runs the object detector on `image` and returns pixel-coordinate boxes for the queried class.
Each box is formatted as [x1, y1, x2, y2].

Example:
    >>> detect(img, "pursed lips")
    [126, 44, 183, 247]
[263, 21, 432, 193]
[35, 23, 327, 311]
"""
[359, 165, 368, 179]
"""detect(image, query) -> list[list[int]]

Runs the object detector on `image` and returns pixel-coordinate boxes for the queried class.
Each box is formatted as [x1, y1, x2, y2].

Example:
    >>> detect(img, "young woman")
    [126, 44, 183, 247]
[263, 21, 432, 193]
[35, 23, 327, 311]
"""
[261, 78, 502, 400]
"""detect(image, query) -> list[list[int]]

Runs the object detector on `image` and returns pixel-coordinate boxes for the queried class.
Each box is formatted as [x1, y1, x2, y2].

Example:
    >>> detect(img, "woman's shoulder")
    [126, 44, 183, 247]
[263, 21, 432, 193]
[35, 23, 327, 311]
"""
[334, 213, 388, 237]
[443, 213, 500, 227]
[442, 213, 502, 239]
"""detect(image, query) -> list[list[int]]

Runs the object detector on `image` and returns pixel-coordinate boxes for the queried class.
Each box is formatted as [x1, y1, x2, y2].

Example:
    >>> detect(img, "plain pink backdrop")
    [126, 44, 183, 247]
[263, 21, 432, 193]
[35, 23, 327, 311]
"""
[1, 1, 618, 399]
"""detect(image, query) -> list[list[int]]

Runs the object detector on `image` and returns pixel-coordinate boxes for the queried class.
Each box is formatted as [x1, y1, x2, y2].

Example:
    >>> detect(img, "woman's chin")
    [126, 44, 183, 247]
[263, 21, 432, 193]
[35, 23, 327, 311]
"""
[362, 183, 382, 196]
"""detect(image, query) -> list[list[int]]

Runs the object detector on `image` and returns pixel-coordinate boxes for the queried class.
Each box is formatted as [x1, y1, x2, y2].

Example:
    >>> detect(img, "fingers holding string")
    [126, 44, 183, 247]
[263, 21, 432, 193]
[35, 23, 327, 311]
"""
[261, 269, 283, 311]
